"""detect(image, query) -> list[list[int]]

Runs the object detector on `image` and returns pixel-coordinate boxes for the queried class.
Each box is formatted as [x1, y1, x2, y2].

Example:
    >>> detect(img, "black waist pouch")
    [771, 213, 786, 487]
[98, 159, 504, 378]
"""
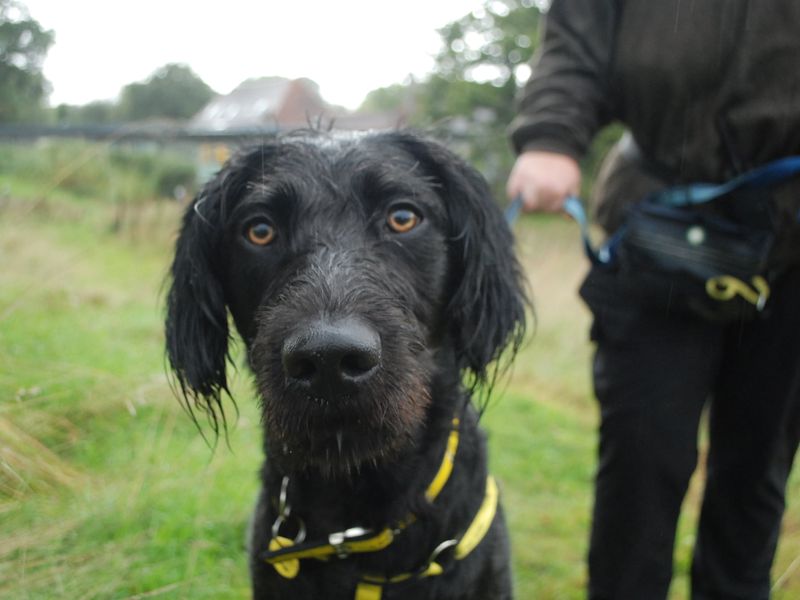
[615, 197, 775, 321]
[568, 155, 800, 322]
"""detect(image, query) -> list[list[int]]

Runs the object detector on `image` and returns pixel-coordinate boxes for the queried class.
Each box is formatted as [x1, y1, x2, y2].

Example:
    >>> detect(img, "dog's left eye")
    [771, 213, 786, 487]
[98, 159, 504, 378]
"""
[387, 207, 421, 233]
[246, 221, 276, 246]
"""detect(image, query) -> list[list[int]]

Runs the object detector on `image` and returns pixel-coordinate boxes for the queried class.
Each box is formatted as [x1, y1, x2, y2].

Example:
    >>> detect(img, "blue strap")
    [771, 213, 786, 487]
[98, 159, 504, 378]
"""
[506, 194, 617, 265]
[563, 196, 618, 266]
[656, 155, 800, 207]
[505, 195, 523, 225]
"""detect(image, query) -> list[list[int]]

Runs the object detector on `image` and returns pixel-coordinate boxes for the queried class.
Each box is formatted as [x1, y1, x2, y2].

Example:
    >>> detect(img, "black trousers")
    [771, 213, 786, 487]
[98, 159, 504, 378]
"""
[580, 266, 800, 600]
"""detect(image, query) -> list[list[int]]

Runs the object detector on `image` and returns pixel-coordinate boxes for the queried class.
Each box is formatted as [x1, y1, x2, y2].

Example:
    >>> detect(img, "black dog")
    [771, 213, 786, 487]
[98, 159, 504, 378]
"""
[165, 130, 527, 599]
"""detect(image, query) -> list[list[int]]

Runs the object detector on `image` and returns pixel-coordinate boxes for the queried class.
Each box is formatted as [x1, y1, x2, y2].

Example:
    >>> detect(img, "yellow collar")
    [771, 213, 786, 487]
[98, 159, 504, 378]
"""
[355, 476, 500, 600]
[262, 417, 461, 570]
[262, 415, 502, 600]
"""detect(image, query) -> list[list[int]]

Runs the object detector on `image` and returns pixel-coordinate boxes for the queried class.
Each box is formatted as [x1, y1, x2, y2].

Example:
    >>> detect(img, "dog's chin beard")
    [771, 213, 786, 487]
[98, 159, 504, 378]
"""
[266, 427, 411, 480]
[258, 378, 432, 479]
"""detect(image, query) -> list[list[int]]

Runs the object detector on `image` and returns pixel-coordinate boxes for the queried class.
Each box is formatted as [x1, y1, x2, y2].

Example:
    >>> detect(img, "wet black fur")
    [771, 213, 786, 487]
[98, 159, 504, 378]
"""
[165, 130, 527, 599]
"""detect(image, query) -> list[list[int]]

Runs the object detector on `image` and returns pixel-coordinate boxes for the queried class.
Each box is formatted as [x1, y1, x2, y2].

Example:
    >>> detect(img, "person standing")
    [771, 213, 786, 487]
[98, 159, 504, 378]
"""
[507, 1, 800, 598]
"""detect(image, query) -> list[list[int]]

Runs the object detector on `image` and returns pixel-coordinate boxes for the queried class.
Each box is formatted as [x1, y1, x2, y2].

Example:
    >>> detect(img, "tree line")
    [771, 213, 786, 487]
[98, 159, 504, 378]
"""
[2, 0, 616, 195]
[2, 0, 541, 128]
[54, 63, 216, 125]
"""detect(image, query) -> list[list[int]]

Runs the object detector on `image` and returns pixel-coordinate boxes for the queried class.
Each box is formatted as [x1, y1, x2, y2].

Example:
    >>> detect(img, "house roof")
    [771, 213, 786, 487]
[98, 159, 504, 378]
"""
[190, 76, 408, 133]
[189, 77, 324, 131]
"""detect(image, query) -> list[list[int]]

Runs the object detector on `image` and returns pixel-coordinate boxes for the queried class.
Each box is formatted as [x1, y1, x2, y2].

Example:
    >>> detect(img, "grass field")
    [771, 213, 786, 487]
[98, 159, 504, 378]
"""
[2, 173, 800, 599]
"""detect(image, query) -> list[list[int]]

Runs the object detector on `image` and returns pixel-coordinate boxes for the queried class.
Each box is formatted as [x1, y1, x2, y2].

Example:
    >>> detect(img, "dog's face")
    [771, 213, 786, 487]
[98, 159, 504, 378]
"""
[166, 131, 525, 476]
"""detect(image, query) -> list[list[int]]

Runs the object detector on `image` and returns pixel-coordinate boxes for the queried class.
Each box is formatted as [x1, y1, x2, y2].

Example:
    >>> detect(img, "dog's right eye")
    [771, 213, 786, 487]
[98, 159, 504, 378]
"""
[246, 221, 276, 246]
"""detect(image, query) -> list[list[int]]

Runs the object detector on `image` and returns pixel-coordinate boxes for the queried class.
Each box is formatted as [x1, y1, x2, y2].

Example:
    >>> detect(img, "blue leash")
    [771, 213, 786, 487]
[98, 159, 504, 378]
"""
[504, 195, 523, 225]
[562, 196, 617, 266]
[658, 155, 800, 207]
[505, 194, 614, 265]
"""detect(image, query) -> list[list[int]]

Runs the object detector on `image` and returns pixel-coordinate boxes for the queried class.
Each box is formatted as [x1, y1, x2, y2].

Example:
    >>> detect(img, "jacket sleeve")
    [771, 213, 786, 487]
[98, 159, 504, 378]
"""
[508, 0, 620, 159]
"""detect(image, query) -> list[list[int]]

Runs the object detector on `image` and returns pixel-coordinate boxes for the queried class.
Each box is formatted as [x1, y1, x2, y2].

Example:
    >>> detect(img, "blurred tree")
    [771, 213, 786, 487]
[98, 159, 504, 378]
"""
[412, 0, 619, 197]
[55, 100, 117, 124]
[118, 63, 215, 121]
[435, 0, 541, 91]
[411, 1, 543, 195]
[426, 0, 541, 123]
[410, 76, 512, 193]
[360, 83, 414, 113]
[0, 0, 54, 122]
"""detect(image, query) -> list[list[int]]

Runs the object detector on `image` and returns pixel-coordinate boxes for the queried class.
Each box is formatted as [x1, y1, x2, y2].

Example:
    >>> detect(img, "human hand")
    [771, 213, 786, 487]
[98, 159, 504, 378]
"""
[506, 151, 581, 213]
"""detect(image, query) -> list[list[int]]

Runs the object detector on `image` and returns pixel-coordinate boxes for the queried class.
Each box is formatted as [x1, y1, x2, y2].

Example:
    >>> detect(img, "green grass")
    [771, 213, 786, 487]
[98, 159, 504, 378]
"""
[0, 141, 198, 203]
[2, 183, 800, 599]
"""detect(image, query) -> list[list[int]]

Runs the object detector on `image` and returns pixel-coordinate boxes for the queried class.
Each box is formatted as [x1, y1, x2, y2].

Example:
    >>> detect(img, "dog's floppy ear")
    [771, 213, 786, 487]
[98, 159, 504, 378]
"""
[386, 133, 528, 387]
[166, 143, 284, 431]
[439, 148, 528, 386]
[165, 161, 242, 431]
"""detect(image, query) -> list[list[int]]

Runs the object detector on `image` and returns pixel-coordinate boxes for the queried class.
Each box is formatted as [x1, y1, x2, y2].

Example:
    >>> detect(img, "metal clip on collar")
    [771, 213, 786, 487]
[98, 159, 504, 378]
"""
[329, 527, 374, 558]
[271, 476, 307, 544]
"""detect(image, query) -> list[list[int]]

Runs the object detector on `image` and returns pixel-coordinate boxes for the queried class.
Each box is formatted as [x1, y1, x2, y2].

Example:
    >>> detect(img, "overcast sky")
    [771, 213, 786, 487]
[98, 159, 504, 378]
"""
[23, 0, 490, 110]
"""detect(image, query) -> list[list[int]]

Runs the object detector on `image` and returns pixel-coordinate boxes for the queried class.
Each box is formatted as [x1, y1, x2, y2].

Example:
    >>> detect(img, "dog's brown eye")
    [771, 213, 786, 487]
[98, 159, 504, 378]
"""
[247, 221, 276, 246]
[387, 208, 421, 233]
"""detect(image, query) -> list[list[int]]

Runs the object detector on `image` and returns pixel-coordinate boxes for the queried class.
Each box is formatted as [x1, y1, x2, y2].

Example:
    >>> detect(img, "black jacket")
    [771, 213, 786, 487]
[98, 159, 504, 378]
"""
[509, 0, 800, 265]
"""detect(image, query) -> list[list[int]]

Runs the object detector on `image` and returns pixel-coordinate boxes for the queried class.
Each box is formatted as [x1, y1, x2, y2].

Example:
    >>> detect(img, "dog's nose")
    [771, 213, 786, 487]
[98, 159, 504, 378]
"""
[282, 318, 381, 392]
